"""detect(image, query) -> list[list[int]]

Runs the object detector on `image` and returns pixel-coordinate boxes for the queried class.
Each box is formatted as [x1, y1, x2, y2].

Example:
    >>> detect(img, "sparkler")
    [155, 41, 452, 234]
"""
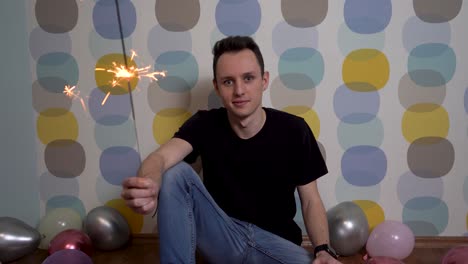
[63, 85, 87, 112]
[95, 50, 166, 106]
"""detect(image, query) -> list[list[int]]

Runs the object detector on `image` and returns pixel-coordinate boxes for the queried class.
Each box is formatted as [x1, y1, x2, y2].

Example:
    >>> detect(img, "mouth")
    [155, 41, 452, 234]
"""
[232, 100, 249, 107]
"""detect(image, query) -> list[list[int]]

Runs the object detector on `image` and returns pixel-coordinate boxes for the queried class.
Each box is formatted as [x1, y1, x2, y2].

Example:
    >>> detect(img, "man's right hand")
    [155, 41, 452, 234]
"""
[121, 177, 159, 215]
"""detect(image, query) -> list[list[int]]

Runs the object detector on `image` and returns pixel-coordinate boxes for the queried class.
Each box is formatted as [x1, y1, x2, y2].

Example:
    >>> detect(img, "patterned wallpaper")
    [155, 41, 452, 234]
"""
[15, 0, 468, 236]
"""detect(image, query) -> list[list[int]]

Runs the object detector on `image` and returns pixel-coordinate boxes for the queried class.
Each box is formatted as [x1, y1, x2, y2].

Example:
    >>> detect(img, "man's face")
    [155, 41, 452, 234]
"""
[213, 49, 269, 120]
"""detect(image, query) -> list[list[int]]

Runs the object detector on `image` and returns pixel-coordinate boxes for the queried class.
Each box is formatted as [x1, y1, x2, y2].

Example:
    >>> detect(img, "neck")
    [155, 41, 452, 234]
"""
[228, 107, 266, 139]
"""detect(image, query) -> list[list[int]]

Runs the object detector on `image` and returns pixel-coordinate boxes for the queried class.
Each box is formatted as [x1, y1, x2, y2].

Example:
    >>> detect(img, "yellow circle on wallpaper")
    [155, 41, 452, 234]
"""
[95, 53, 139, 95]
[37, 108, 78, 145]
[402, 103, 449, 143]
[106, 199, 144, 234]
[343, 49, 389, 92]
[353, 200, 385, 232]
[153, 108, 192, 145]
[282, 105, 320, 138]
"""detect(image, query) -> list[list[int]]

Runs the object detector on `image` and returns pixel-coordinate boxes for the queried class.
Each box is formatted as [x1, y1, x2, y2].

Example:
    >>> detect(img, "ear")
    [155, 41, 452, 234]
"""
[213, 79, 220, 96]
[262, 71, 270, 91]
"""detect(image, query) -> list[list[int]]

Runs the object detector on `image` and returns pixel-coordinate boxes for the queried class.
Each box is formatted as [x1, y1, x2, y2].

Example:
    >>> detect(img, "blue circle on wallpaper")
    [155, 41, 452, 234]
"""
[334, 84, 380, 124]
[93, 0, 136, 39]
[408, 43, 456, 87]
[278, 48, 324, 90]
[100, 146, 140, 185]
[344, 0, 392, 34]
[215, 0, 261, 36]
[148, 25, 192, 59]
[46, 195, 86, 219]
[155, 51, 199, 92]
[37, 52, 79, 93]
[88, 88, 131, 125]
[342, 145, 387, 186]
[403, 196, 448, 235]
[272, 21, 318, 57]
[402, 17, 451, 53]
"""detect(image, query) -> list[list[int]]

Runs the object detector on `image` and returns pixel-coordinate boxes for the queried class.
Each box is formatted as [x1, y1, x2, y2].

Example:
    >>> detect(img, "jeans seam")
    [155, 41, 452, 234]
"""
[187, 183, 195, 264]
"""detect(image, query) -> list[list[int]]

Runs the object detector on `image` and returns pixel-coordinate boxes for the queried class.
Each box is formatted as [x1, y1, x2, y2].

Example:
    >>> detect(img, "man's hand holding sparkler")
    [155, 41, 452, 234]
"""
[121, 173, 160, 215]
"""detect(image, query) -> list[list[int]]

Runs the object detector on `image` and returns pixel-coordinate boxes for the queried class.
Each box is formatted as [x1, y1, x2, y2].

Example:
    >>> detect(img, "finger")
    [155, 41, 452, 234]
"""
[123, 177, 155, 189]
[121, 188, 156, 200]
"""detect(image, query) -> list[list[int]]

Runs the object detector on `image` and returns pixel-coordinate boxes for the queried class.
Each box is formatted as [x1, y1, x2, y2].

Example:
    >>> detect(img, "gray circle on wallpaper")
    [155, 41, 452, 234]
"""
[45, 139, 86, 178]
[281, 0, 328, 28]
[335, 174, 381, 202]
[155, 0, 200, 32]
[39, 172, 79, 202]
[147, 81, 191, 114]
[397, 171, 444, 206]
[317, 141, 326, 161]
[29, 27, 72, 61]
[89, 29, 133, 60]
[208, 89, 223, 110]
[270, 76, 316, 110]
[413, 0, 462, 23]
[398, 73, 446, 111]
[464, 176, 468, 205]
[407, 137, 454, 178]
[35, 0, 78, 33]
[32, 80, 72, 113]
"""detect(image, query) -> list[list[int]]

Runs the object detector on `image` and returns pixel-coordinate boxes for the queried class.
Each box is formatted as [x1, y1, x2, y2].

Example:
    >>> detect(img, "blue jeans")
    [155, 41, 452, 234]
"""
[157, 162, 313, 264]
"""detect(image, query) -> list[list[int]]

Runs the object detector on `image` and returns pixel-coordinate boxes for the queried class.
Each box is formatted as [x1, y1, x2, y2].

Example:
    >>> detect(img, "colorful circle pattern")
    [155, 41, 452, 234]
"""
[397, 0, 461, 235]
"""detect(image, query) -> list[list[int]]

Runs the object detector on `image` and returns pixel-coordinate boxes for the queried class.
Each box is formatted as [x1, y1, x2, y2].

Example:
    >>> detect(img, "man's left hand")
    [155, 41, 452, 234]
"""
[312, 251, 343, 264]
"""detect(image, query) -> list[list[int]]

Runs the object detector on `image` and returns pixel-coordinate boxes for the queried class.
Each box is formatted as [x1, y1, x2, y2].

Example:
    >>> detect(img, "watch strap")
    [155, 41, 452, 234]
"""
[314, 244, 338, 259]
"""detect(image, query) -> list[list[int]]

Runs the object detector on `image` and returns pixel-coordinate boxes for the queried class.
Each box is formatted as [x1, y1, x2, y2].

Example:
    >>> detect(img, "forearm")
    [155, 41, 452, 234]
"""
[302, 198, 330, 246]
[138, 151, 166, 184]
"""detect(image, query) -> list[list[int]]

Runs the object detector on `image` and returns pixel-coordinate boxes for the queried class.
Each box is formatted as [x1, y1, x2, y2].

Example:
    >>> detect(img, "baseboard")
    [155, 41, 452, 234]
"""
[131, 234, 468, 248]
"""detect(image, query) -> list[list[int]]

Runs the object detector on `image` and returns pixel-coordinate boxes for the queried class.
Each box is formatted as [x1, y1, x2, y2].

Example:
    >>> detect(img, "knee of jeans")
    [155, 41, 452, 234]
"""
[160, 162, 195, 194]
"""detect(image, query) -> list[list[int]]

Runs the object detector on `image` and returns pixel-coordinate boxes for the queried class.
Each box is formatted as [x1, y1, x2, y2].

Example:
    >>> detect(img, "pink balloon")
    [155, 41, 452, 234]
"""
[48, 229, 93, 257]
[366, 256, 405, 264]
[442, 246, 468, 264]
[366, 220, 415, 260]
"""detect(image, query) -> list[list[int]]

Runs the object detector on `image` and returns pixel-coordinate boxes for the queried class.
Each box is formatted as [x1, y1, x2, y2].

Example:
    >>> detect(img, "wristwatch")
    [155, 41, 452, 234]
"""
[314, 244, 338, 259]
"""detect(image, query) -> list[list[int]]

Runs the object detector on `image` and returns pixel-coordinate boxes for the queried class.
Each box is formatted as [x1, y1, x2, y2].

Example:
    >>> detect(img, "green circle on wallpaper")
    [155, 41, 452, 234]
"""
[278, 47, 324, 90]
[155, 51, 199, 92]
[403, 196, 448, 235]
[408, 43, 456, 87]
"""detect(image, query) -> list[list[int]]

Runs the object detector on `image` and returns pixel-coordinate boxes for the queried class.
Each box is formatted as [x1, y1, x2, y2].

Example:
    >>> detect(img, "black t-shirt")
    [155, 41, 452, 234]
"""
[173, 107, 328, 245]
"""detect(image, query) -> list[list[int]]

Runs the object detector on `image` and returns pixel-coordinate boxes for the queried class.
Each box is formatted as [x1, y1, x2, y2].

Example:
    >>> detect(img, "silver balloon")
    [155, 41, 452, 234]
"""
[84, 206, 130, 251]
[327, 201, 369, 256]
[0, 217, 41, 263]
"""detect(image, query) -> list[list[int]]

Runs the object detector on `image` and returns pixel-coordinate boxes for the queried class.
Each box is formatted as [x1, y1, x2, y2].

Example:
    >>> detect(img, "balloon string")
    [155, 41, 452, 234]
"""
[114, 0, 142, 165]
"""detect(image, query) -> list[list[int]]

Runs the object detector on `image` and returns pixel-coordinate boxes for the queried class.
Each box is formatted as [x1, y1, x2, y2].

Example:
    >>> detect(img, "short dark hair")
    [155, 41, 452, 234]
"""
[212, 36, 265, 81]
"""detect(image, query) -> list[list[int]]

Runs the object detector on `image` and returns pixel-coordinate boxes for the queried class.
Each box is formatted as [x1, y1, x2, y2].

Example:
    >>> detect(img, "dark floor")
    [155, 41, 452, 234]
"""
[10, 236, 468, 264]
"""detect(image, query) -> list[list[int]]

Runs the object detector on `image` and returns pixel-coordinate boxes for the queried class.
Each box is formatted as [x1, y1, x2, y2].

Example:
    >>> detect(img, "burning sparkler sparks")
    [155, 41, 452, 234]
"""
[95, 50, 166, 105]
[63, 85, 87, 112]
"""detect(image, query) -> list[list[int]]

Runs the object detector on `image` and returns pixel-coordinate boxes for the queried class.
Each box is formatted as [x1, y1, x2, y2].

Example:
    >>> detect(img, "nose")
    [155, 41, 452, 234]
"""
[233, 81, 245, 96]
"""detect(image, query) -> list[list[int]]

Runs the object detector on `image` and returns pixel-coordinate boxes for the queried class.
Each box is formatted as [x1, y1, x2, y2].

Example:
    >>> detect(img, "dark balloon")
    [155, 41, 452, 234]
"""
[42, 249, 93, 264]
[0, 217, 41, 263]
[442, 246, 468, 264]
[84, 206, 130, 251]
[48, 229, 93, 257]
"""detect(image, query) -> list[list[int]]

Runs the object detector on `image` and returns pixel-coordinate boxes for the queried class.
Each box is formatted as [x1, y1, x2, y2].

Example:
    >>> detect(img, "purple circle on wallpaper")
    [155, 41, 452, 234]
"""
[341, 145, 387, 186]
[100, 146, 140, 185]
[334, 84, 380, 124]
[88, 88, 131, 126]
[215, 0, 261, 36]
[93, 0, 136, 39]
[344, 0, 392, 34]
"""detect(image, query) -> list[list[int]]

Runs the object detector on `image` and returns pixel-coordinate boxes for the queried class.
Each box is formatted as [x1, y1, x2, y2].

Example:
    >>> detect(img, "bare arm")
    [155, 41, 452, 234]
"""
[298, 181, 341, 263]
[121, 137, 193, 215]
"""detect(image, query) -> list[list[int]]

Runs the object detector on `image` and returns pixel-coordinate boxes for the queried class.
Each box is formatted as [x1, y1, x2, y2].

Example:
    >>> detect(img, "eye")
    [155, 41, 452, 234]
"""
[223, 79, 233, 86]
[244, 75, 254, 82]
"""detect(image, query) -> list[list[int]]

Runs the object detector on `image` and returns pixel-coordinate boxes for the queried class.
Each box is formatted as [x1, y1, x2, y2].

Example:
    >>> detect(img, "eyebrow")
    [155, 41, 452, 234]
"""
[218, 71, 257, 80]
